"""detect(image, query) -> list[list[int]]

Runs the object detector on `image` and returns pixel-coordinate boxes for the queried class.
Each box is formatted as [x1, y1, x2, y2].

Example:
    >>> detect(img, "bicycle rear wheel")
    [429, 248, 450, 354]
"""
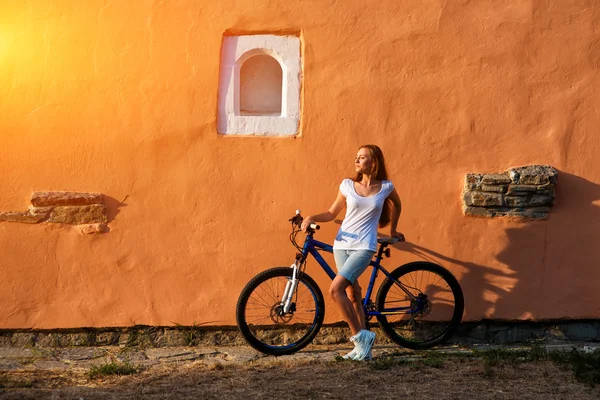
[236, 267, 325, 356]
[376, 262, 464, 350]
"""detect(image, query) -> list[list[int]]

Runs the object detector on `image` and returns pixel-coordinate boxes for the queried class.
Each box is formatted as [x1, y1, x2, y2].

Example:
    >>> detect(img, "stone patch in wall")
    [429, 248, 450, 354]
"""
[463, 165, 558, 219]
[0, 191, 108, 233]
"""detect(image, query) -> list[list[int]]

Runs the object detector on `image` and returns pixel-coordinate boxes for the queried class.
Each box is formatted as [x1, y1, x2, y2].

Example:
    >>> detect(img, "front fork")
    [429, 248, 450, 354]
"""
[281, 262, 300, 313]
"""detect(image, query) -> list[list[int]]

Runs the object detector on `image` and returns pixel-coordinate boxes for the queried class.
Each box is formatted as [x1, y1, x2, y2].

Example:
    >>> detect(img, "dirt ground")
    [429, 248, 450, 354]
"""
[1, 357, 598, 400]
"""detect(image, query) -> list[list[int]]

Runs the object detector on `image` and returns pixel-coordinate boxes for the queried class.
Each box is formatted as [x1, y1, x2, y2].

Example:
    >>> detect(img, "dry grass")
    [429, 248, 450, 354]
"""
[1, 353, 599, 400]
[87, 362, 141, 379]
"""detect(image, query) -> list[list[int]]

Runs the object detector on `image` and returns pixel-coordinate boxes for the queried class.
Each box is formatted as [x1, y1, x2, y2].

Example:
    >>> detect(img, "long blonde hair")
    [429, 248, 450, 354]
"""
[352, 144, 392, 228]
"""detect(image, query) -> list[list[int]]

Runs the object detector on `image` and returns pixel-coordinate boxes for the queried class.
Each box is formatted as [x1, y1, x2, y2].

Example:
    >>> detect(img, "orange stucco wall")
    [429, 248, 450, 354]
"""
[1, 1, 599, 329]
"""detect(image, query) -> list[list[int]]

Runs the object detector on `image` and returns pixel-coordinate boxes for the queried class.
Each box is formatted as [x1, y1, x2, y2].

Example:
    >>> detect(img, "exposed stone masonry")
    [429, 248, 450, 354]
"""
[0, 191, 108, 233]
[463, 165, 558, 219]
[0, 320, 598, 348]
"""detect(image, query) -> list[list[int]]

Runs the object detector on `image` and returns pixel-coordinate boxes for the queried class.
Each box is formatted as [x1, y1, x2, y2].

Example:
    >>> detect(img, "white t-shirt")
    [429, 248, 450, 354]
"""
[333, 178, 395, 251]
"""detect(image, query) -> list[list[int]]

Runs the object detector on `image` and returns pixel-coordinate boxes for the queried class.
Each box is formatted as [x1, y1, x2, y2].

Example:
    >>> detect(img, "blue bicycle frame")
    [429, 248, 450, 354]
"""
[300, 235, 422, 317]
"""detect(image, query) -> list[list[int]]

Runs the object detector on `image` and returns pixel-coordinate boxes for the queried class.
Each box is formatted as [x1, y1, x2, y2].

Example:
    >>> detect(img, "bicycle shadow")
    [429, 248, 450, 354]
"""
[491, 172, 600, 320]
[384, 171, 600, 322]
[391, 240, 512, 320]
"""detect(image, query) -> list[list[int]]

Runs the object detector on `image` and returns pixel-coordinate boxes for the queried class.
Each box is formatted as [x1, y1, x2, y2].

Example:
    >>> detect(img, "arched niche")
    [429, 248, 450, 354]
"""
[239, 53, 283, 116]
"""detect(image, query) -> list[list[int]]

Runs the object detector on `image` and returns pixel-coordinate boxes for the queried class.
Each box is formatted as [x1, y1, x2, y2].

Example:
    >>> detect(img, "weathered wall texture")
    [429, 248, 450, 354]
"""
[0, 0, 599, 329]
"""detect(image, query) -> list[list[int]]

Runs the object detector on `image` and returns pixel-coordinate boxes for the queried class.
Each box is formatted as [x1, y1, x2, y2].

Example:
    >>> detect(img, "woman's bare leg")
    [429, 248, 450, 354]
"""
[329, 275, 362, 335]
[346, 282, 366, 329]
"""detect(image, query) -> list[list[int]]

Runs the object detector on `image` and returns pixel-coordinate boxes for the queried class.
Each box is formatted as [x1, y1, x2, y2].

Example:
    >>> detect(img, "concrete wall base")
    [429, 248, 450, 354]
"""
[1, 320, 598, 348]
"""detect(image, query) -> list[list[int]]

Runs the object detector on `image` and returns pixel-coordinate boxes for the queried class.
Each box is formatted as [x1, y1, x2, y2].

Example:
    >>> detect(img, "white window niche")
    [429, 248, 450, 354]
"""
[218, 35, 301, 136]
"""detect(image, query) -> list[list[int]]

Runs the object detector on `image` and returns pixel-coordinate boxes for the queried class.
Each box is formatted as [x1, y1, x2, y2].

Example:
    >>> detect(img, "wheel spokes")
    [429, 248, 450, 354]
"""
[244, 276, 318, 347]
[381, 269, 458, 343]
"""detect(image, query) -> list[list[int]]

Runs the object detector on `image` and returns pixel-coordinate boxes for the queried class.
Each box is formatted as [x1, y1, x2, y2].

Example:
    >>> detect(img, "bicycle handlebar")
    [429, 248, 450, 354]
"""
[289, 210, 319, 231]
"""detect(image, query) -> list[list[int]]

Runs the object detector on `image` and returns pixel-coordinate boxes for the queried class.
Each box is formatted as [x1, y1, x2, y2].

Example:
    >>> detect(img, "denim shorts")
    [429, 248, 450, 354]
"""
[333, 249, 376, 283]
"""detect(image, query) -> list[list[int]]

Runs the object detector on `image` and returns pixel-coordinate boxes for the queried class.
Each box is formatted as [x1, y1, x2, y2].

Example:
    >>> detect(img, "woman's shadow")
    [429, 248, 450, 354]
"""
[385, 171, 600, 324]
[391, 241, 513, 322]
[492, 172, 600, 320]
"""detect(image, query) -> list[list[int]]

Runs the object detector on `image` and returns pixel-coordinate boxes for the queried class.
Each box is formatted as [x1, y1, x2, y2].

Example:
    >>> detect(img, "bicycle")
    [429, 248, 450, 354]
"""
[236, 211, 464, 356]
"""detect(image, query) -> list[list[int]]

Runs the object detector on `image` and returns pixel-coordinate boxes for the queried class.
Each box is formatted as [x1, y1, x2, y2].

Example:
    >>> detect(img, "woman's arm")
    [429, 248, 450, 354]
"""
[301, 190, 346, 231]
[387, 189, 405, 241]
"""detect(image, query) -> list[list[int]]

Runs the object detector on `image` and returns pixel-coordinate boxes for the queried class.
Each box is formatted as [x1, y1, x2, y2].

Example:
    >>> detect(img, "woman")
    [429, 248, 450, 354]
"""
[301, 144, 404, 361]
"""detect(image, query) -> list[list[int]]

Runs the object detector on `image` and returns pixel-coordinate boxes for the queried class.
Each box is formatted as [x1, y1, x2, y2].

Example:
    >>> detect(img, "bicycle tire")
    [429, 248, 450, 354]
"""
[376, 262, 464, 350]
[236, 267, 325, 356]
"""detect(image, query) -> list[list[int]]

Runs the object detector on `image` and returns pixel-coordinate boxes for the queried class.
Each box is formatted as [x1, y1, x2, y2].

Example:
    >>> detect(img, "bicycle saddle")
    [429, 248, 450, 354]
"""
[377, 237, 400, 245]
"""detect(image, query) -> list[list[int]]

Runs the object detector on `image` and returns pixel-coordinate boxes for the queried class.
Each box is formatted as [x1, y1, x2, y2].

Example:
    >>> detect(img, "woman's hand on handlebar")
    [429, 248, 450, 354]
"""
[301, 216, 316, 232]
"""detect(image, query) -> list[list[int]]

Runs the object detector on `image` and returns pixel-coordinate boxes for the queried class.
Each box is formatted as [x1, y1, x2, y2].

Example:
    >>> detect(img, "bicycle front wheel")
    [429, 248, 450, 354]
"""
[376, 262, 464, 350]
[236, 267, 325, 356]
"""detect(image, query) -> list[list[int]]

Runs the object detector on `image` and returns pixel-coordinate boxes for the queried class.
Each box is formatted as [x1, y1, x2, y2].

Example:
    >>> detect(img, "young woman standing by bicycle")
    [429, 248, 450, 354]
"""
[300, 144, 405, 361]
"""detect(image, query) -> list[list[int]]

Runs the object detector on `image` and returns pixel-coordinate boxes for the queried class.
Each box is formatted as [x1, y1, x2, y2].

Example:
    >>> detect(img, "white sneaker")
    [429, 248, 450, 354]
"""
[351, 330, 376, 361]
[342, 346, 373, 360]
[342, 347, 357, 360]
[342, 332, 362, 360]
[363, 348, 373, 361]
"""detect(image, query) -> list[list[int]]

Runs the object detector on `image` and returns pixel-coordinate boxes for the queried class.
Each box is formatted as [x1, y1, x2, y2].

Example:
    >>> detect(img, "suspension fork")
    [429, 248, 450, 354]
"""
[281, 263, 299, 313]
[281, 252, 306, 313]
